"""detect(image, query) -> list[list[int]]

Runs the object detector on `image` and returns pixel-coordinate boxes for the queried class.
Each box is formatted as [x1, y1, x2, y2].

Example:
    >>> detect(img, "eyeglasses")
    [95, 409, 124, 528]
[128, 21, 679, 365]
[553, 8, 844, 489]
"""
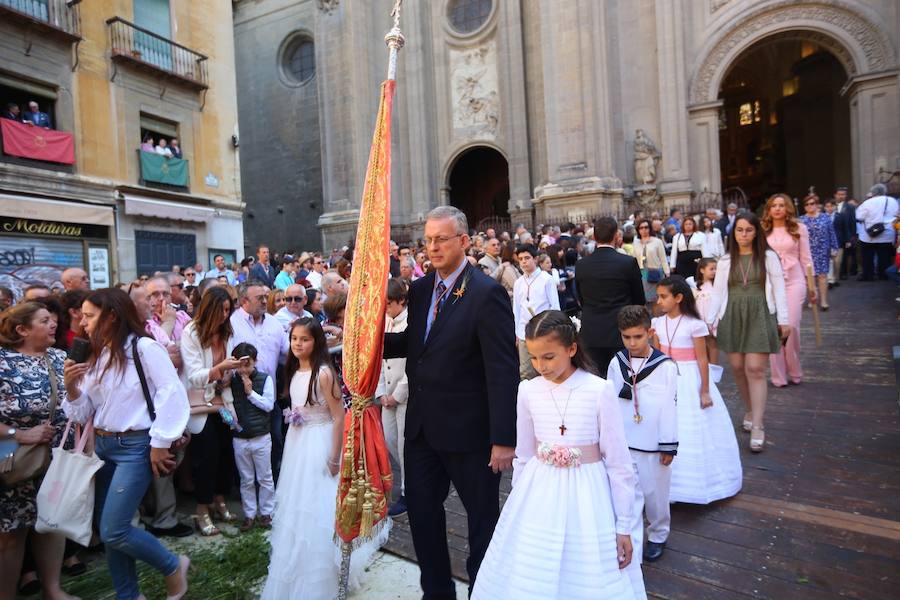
[313, 260, 324, 265]
[638, 225, 649, 230]
[184, 272, 196, 277]
[423, 234, 461, 247]
[284, 296, 305, 303]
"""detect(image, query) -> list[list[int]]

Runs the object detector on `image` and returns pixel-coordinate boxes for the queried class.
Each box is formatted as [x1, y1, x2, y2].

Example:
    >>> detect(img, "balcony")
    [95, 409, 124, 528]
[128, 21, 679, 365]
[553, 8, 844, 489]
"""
[0, 118, 75, 170]
[138, 150, 189, 191]
[108, 17, 208, 91]
[0, 0, 82, 43]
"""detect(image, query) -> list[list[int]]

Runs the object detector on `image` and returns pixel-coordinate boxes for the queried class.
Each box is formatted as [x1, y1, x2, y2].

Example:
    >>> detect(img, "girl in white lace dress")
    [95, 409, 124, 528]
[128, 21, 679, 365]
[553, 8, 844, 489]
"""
[261, 317, 386, 600]
[473, 311, 638, 600]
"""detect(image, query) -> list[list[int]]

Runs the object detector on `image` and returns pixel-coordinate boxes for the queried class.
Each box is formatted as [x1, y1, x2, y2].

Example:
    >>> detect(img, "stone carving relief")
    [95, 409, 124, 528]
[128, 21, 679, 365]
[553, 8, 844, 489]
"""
[317, 0, 339, 14]
[450, 42, 500, 138]
[710, 0, 731, 13]
[691, 2, 897, 104]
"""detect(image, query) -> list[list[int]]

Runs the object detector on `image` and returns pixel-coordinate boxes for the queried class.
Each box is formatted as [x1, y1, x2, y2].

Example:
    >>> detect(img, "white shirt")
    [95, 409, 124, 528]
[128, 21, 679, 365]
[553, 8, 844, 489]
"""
[606, 353, 678, 453]
[855, 195, 898, 244]
[62, 335, 189, 448]
[274, 306, 313, 331]
[229, 308, 288, 378]
[375, 308, 409, 403]
[512, 269, 560, 339]
[243, 374, 276, 413]
[702, 228, 726, 258]
[306, 270, 323, 290]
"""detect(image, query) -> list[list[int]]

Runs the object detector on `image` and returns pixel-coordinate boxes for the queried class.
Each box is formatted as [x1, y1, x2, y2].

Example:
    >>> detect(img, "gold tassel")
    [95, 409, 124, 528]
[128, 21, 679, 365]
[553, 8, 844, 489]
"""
[360, 492, 374, 538]
[342, 448, 354, 478]
[338, 488, 358, 530]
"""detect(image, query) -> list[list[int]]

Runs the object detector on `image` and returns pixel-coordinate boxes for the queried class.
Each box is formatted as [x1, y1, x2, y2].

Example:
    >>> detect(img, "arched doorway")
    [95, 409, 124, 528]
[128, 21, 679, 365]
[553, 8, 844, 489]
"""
[718, 39, 851, 207]
[447, 146, 510, 230]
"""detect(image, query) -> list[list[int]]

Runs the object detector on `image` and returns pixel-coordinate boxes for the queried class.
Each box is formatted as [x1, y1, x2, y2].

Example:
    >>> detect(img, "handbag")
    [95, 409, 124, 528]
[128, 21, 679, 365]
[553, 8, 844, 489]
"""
[864, 198, 888, 237]
[641, 243, 665, 283]
[35, 419, 104, 545]
[0, 356, 59, 486]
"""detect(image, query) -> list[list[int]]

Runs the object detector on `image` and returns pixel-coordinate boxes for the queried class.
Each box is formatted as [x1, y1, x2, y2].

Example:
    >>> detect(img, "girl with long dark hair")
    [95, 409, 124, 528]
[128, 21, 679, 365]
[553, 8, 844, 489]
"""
[62, 288, 190, 599]
[473, 309, 638, 598]
[180, 286, 241, 536]
[653, 276, 741, 504]
[262, 318, 385, 599]
[709, 212, 790, 452]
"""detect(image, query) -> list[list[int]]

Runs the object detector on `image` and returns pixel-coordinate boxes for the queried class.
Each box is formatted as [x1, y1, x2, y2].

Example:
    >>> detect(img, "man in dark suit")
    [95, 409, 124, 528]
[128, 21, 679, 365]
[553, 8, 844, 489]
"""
[384, 206, 518, 598]
[716, 202, 738, 242]
[1, 102, 20, 121]
[575, 217, 646, 375]
[248, 244, 277, 288]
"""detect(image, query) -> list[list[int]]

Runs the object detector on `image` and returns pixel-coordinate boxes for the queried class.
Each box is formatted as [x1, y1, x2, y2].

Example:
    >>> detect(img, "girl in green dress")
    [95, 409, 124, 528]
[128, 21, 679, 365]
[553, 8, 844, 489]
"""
[709, 213, 790, 452]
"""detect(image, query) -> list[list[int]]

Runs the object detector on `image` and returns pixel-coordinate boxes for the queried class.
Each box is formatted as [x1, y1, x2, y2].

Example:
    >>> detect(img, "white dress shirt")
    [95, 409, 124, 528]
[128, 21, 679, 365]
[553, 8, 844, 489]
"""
[306, 270, 323, 290]
[669, 232, 708, 268]
[229, 308, 288, 378]
[274, 306, 313, 331]
[512, 269, 560, 339]
[702, 228, 726, 258]
[855, 195, 898, 244]
[606, 355, 678, 453]
[62, 335, 189, 448]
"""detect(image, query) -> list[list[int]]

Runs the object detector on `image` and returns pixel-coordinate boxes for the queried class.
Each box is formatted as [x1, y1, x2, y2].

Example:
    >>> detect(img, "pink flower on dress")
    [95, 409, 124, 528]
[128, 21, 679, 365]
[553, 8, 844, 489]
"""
[283, 408, 306, 427]
[536, 442, 583, 468]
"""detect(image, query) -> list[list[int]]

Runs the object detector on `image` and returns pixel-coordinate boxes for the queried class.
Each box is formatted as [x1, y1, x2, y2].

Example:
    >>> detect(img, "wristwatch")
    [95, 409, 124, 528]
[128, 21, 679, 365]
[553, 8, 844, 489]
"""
[4, 428, 16, 440]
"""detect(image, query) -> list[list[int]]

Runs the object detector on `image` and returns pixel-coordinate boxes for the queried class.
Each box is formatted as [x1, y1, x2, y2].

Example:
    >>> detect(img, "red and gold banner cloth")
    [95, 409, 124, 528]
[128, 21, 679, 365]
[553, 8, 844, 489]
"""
[335, 79, 395, 543]
[0, 119, 75, 164]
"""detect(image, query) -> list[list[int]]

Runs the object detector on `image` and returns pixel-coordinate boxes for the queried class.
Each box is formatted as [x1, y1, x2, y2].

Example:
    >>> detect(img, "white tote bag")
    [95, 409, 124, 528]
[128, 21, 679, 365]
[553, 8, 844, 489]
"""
[35, 420, 105, 545]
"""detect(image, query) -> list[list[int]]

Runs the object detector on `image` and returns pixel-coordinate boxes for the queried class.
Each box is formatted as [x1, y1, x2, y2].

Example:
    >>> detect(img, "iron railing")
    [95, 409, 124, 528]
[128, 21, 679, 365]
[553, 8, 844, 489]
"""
[107, 17, 208, 89]
[0, 0, 81, 38]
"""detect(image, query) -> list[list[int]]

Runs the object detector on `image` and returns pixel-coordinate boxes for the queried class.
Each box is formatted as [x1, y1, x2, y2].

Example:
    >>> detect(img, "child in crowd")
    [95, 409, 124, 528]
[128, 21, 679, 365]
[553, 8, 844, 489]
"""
[652, 277, 742, 505]
[693, 258, 720, 365]
[512, 245, 560, 380]
[606, 305, 678, 588]
[228, 343, 276, 531]
[376, 278, 409, 517]
[473, 310, 640, 600]
[261, 318, 385, 599]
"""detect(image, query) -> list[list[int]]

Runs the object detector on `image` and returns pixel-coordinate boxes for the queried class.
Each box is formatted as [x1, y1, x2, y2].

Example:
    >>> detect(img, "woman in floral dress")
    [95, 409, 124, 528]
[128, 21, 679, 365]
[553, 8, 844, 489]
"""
[800, 193, 839, 310]
[0, 302, 76, 600]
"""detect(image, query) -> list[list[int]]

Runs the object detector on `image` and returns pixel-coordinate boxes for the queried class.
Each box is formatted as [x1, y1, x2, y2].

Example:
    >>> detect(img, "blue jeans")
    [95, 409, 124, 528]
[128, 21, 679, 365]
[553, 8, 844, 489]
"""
[94, 432, 179, 600]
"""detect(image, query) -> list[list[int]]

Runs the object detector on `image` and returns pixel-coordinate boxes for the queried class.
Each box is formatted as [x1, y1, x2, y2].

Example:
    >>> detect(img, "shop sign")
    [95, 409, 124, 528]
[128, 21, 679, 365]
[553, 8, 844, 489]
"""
[0, 217, 108, 240]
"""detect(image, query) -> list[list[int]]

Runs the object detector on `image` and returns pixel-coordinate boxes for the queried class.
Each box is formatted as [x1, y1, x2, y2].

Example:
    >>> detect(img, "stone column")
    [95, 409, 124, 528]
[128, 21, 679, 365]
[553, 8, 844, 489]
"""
[687, 100, 723, 197]
[531, 0, 622, 220]
[497, 0, 531, 216]
[654, 0, 692, 207]
[846, 71, 900, 197]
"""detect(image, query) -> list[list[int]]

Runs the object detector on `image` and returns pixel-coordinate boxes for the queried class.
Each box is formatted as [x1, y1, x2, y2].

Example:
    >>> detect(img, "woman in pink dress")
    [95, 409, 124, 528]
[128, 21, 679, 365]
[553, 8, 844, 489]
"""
[761, 194, 816, 387]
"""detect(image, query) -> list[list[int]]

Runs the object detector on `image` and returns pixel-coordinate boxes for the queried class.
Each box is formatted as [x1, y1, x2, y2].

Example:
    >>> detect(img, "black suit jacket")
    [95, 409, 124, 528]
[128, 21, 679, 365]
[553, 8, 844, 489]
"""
[575, 247, 645, 348]
[384, 263, 519, 452]
[715, 216, 733, 240]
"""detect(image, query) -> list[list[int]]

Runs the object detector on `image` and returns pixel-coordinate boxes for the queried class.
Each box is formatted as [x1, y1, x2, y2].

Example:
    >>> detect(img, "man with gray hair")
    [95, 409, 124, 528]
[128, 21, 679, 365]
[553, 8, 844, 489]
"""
[383, 205, 518, 596]
[61, 267, 89, 291]
[399, 255, 417, 280]
[855, 182, 898, 281]
[716, 202, 739, 241]
[321, 270, 349, 300]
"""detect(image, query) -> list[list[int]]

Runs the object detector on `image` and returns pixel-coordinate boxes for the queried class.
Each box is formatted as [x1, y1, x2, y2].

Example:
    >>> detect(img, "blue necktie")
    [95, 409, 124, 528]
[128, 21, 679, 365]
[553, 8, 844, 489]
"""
[433, 281, 447, 321]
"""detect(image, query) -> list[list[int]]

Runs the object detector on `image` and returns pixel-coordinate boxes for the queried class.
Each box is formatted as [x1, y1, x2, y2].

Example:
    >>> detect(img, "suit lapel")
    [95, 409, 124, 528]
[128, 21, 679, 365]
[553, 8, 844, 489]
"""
[424, 263, 470, 349]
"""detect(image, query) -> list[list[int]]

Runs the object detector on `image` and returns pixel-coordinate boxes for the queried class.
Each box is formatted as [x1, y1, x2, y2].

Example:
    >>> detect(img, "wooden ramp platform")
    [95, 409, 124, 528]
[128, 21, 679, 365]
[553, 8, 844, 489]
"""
[382, 278, 900, 599]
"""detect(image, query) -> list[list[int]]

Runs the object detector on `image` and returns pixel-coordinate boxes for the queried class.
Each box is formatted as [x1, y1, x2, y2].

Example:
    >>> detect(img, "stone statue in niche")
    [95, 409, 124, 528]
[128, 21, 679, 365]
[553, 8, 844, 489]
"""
[633, 129, 660, 185]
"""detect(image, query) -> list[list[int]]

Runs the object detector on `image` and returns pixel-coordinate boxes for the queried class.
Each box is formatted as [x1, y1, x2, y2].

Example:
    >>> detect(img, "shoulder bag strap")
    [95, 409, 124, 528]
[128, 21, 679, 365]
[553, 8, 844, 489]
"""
[43, 355, 59, 420]
[131, 336, 156, 421]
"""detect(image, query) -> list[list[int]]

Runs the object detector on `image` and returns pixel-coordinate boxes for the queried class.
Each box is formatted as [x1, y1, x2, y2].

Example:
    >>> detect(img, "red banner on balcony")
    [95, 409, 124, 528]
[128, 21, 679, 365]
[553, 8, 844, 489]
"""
[0, 119, 75, 165]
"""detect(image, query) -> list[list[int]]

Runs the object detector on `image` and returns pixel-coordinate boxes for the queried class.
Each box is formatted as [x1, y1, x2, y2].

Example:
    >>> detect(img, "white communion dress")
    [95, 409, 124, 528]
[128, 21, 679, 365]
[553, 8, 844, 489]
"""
[472, 368, 639, 600]
[260, 369, 389, 600]
[653, 314, 742, 504]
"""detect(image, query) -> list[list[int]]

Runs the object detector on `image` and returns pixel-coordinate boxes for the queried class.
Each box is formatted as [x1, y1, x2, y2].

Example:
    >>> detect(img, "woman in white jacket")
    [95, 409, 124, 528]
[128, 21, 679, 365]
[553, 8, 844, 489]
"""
[700, 216, 726, 258]
[670, 217, 707, 277]
[709, 213, 790, 452]
[180, 286, 241, 535]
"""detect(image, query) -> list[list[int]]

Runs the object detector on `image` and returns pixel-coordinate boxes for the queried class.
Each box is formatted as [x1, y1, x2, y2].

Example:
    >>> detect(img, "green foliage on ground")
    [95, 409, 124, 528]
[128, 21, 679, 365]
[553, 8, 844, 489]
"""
[61, 529, 270, 600]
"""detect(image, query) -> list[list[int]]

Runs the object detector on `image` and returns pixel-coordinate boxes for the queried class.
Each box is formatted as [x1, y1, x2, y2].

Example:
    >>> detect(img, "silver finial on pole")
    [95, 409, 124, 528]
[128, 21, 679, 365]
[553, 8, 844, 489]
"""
[385, 0, 405, 81]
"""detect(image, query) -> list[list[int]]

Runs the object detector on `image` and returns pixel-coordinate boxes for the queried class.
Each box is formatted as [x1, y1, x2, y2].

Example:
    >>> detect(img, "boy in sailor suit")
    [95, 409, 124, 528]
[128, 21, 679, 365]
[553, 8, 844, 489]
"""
[607, 305, 679, 587]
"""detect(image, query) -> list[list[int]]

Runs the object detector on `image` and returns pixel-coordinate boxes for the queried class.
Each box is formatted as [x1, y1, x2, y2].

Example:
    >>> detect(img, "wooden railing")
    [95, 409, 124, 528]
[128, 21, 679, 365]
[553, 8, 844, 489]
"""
[107, 17, 208, 89]
[0, 0, 81, 39]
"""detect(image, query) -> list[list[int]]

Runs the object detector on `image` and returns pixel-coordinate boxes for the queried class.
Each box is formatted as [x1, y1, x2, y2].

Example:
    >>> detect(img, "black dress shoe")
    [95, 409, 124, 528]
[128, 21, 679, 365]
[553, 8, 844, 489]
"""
[827, 282, 834, 290]
[388, 495, 408, 517]
[148, 522, 194, 538]
[643, 540, 666, 562]
[62, 560, 88, 577]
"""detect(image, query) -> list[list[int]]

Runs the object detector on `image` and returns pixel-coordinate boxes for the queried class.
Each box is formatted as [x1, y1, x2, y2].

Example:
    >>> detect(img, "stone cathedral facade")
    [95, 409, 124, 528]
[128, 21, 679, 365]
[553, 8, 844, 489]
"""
[233, 0, 899, 252]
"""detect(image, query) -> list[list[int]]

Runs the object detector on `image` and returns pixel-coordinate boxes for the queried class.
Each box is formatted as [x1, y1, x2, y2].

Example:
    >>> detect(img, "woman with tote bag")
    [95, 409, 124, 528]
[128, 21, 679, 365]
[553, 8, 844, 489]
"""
[63, 288, 190, 600]
[0, 302, 76, 600]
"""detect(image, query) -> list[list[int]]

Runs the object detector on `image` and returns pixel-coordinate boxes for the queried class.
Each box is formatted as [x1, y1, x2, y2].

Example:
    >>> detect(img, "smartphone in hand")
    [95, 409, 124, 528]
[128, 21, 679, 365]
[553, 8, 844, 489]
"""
[68, 337, 91, 363]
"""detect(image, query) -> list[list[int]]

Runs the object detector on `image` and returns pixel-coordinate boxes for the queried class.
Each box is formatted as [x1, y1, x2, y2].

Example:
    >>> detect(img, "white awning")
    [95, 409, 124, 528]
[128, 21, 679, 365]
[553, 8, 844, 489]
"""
[122, 195, 215, 223]
[0, 194, 114, 226]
